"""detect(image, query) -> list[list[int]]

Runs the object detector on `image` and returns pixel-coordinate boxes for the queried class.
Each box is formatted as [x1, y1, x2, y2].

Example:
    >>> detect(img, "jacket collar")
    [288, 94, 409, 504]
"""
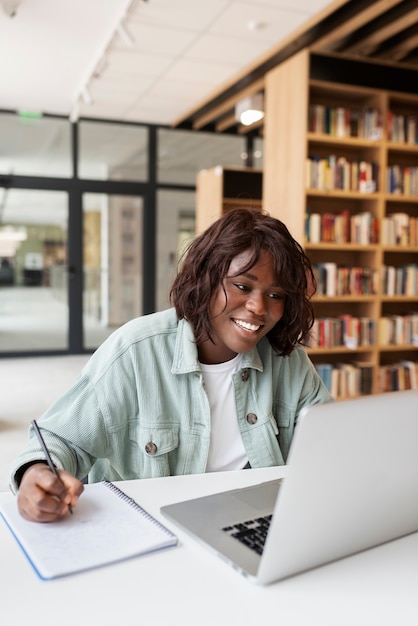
[171, 317, 264, 374]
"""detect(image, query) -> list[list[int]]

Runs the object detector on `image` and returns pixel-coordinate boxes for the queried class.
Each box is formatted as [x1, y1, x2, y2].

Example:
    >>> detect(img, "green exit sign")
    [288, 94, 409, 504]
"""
[18, 110, 43, 119]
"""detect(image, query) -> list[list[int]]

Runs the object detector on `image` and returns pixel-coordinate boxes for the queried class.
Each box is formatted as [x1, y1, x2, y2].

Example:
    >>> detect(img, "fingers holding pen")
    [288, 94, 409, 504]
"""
[17, 463, 84, 523]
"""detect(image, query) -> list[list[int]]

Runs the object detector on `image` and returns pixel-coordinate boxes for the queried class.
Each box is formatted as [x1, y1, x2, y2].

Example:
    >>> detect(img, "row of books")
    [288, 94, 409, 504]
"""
[315, 359, 418, 398]
[381, 213, 418, 246]
[308, 105, 382, 140]
[313, 262, 418, 297]
[305, 211, 418, 247]
[378, 314, 418, 346]
[307, 315, 375, 349]
[305, 210, 379, 244]
[306, 156, 378, 192]
[382, 265, 418, 296]
[377, 360, 418, 393]
[314, 361, 374, 398]
[387, 112, 418, 145]
[313, 263, 378, 296]
[307, 313, 418, 348]
[307, 106, 418, 146]
[385, 165, 418, 196]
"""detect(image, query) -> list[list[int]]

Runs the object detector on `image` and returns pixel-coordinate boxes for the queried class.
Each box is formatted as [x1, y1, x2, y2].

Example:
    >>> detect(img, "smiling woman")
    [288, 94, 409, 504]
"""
[197, 248, 286, 364]
[10, 207, 333, 523]
[170, 207, 315, 358]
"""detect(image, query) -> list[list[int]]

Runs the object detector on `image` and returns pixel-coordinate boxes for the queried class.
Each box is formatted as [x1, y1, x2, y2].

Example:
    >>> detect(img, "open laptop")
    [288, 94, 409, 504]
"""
[161, 389, 418, 584]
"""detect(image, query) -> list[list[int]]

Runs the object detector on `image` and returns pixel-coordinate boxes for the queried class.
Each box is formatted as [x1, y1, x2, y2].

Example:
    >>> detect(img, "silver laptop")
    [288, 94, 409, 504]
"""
[161, 389, 418, 585]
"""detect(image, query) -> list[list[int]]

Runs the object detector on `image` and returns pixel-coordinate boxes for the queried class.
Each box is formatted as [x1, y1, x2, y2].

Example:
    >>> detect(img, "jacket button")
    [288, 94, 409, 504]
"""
[246, 413, 258, 425]
[241, 369, 250, 381]
[145, 442, 158, 455]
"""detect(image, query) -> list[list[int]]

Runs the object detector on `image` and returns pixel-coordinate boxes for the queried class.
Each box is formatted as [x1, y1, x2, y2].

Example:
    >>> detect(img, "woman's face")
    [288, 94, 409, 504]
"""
[198, 248, 285, 364]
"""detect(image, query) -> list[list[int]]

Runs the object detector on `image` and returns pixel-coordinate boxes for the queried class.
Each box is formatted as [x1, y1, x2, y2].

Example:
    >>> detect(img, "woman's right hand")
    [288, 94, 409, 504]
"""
[17, 463, 84, 523]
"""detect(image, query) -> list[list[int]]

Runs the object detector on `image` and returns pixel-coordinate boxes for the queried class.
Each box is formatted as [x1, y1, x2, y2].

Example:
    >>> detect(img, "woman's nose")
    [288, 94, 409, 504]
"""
[246, 292, 266, 316]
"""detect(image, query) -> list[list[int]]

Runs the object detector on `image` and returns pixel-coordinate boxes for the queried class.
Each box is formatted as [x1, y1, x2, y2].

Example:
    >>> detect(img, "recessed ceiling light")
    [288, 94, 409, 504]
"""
[247, 20, 266, 31]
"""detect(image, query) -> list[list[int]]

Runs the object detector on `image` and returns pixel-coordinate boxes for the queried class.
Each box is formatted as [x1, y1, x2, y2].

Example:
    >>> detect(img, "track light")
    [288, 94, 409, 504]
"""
[116, 24, 134, 47]
[70, 100, 80, 123]
[1, 0, 20, 18]
[235, 94, 264, 126]
[81, 87, 93, 105]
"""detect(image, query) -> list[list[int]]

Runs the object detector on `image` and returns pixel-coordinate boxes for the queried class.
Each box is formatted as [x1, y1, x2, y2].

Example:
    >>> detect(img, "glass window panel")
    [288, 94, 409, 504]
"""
[79, 121, 148, 181]
[0, 189, 68, 352]
[156, 189, 195, 312]
[83, 193, 144, 350]
[253, 136, 264, 169]
[0, 113, 71, 177]
[158, 128, 247, 185]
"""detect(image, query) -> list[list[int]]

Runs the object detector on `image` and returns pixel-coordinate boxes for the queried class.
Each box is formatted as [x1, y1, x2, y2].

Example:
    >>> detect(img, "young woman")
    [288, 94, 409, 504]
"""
[10, 207, 332, 522]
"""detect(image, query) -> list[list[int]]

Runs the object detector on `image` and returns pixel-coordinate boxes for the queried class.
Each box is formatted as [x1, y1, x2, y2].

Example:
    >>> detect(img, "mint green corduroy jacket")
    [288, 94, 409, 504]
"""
[10, 308, 333, 491]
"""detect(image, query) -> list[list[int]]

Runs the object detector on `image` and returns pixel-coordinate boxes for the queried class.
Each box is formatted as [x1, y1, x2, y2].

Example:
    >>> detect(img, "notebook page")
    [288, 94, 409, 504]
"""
[0, 481, 177, 580]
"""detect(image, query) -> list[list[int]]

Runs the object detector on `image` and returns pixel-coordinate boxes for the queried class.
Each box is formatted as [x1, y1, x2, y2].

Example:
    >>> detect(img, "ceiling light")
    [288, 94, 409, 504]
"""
[1, 0, 20, 18]
[81, 87, 93, 105]
[70, 100, 80, 123]
[117, 24, 134, 48]
[235, 94, 264, 126]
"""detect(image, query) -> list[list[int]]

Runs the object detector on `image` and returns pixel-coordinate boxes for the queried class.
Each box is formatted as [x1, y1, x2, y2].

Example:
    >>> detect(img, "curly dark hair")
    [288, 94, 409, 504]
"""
[170, 207, 316, 356]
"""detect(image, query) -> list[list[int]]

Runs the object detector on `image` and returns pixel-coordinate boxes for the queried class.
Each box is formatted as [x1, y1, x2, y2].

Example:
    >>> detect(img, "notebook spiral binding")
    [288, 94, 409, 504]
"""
[103, 480, 176, 537]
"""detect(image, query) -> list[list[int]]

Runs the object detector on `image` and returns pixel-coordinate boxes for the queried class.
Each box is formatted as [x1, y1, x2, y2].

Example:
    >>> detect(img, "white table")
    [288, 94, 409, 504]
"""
[1, 466, 417, 626]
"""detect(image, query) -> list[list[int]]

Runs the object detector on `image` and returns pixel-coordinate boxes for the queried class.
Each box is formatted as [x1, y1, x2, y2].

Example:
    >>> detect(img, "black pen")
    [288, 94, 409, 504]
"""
[31, 419, 73, 515]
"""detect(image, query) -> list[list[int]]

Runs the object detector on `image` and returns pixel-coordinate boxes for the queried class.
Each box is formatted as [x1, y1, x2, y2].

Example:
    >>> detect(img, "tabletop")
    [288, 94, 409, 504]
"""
[1, 466, 417, 626]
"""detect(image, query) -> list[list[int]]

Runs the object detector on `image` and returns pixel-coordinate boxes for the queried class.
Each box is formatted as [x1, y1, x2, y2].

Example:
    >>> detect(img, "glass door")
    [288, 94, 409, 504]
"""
[0, 188, 69, 352]
[83, 192, 144, 350]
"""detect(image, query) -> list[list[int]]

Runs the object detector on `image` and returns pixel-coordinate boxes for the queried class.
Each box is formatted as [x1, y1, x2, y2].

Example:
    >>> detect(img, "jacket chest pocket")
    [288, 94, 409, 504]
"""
[134, 425, 179, 477]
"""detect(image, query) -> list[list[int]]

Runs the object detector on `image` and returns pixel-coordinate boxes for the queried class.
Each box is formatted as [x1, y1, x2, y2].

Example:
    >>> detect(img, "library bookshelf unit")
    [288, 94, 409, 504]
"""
[263, 49, 418, 398]
[196, 165, 262, 235]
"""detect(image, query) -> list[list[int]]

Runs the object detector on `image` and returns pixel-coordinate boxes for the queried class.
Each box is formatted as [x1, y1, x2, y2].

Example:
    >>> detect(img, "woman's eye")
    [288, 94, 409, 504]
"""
[270, 292, 285, 300]
[235, 283, 249, 292]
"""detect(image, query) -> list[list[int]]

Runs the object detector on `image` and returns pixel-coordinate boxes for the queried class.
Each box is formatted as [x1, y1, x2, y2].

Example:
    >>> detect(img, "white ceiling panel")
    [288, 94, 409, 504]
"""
[128, 0, 233, 31]
[123, 22, 199, 56]
[0, 0, 336, 124]
[161, 57, 240, 85]
[206, 3, 311, 44]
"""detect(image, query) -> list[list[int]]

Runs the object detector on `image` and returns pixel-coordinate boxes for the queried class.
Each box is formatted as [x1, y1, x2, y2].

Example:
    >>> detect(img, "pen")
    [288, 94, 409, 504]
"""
[31, 419, 73, 515]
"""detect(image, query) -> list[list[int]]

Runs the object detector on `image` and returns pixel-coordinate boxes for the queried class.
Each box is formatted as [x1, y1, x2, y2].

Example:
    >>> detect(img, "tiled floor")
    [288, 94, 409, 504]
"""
[0, 355, 90, 492]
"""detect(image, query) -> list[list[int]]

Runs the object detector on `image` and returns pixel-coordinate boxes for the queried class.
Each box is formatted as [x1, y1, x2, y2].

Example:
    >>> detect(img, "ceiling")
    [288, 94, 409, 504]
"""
[1, 0, 417, 229]
[1, 0, 417, 132]
[0, 0, 336, 125]
[177, 0, 418, 133]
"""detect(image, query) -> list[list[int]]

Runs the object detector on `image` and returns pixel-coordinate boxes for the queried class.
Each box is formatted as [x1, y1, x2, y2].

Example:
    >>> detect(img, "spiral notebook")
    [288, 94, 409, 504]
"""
[0, 481, 177, 580]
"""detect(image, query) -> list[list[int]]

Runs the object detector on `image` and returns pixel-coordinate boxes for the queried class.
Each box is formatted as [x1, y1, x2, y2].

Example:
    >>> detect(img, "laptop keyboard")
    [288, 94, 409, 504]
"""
[222, 515, 272, 555]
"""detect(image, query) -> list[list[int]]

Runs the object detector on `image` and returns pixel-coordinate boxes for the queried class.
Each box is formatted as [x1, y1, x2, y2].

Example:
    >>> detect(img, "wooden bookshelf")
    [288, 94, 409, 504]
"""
[263, 49, 418, 397]
[195, 165, 262, 235]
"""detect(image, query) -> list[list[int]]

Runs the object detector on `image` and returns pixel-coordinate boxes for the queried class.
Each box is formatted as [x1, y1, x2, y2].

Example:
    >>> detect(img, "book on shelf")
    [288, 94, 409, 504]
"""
[305, 156, 379, 192]
[313, 263, 377, 296]
[381, 213, 416, 246]
[378, 313, 418, 346]
[354, 361, 374, 396]
[387, 112, 418, 145]
[305, 210, 381, 245]
[308, 104, 383, 139]
[386, 165, 418, 196]
[314, 361, 374, 399]
[378, 361, 418, 393]
[308, 315, 375, 349]
[0, 481, 178, 580]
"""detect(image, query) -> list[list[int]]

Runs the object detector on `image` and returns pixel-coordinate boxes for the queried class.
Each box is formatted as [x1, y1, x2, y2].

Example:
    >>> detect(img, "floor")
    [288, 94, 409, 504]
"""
[0, 285, 112, 351]
[0, 355, 90, 492]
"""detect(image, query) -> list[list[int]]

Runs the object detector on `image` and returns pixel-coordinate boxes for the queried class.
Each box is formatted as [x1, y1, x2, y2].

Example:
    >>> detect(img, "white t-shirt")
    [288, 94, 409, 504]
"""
[200, 353, 249, 472]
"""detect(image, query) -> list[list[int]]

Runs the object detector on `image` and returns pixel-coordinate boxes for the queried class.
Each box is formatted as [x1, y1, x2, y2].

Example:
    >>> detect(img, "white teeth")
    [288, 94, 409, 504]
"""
[234, 319, 260, 332]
